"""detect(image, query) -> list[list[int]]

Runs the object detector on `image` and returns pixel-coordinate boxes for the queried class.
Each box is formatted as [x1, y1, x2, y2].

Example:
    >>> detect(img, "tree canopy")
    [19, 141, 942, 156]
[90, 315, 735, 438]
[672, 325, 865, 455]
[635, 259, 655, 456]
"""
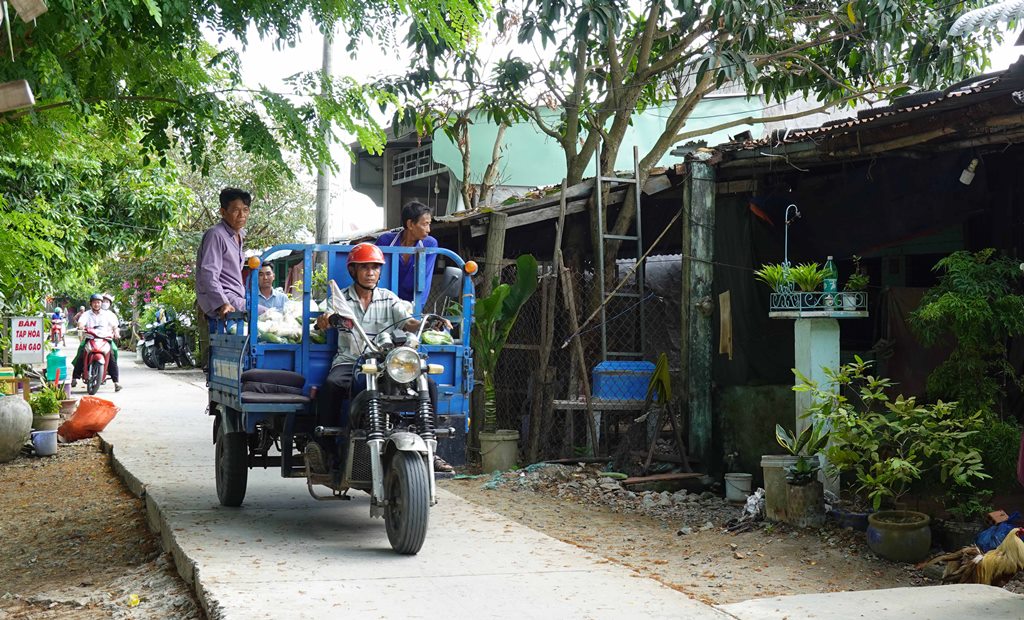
[94, 147, 316, 315]
[1, 0, 488, 172]
[0, 116, 190, 315]
[0, 0, 489, 314]
[391, 0, 1003, 271]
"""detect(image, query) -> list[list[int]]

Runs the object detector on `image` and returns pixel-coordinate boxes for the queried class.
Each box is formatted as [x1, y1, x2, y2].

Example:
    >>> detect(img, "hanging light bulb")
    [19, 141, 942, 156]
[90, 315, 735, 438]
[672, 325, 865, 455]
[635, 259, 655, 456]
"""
[959, 158, 979, 185]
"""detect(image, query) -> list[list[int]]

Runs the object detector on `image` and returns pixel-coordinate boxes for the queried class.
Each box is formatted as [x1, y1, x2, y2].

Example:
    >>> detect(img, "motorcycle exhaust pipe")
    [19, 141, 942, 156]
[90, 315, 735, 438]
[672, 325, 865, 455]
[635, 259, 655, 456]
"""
[313, 425, 346, 437]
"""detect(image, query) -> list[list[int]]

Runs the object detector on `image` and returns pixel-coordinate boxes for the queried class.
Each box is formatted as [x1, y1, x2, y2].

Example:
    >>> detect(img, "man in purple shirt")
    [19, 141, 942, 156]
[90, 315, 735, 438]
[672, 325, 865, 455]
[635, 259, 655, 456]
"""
[375, 200, 438, 309]
[196, 188, 251, 318]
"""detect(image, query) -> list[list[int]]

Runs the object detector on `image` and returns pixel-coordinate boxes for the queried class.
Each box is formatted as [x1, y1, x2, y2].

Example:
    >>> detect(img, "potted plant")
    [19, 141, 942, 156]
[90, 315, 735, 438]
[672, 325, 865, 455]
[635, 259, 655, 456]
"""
[754, 263, 790, 292]
[789, 262, 826, 292]
[937, 490, 991, 551]
[796, 356, 989, 562]
[842, 255, 869, 310]
[30, 384, 63, 431]
[761, 421, 829, 527]
[472, 254, 538, 472]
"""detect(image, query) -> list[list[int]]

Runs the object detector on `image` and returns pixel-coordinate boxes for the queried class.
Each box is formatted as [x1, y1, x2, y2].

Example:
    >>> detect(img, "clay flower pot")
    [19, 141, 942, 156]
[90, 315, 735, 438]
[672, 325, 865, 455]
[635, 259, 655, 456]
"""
[60, 398, 78, 418]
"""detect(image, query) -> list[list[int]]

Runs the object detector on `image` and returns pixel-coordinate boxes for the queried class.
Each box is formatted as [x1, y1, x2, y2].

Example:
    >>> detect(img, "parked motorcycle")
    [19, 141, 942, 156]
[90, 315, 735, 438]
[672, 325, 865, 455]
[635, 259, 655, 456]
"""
[82, 327, 113, 395]
[143, 319, 196, 370]
[137, 334, 157, 369]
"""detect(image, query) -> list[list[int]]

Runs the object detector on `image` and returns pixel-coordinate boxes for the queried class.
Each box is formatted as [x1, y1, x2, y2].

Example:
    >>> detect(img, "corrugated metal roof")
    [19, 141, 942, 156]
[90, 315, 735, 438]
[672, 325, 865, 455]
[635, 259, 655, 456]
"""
[719, 71, 1011, 153]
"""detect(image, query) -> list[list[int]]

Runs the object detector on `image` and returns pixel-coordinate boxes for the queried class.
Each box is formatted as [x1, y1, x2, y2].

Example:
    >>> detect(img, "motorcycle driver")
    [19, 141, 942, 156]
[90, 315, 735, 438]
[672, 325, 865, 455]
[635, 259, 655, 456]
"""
[72, 293, 122, 392]
[50, 307, 66, 345]
[311, 243, 454, 473]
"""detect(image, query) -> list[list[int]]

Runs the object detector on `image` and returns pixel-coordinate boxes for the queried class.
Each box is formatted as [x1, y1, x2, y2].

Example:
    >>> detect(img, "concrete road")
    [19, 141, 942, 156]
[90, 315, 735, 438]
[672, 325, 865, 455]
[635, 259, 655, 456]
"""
[95, 350, 731, 619]
[89, 347, 1024, 619]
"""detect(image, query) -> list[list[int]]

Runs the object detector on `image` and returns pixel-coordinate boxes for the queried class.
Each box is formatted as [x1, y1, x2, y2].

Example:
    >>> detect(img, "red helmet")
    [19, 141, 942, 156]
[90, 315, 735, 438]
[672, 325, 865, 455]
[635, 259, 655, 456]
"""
[347, 243, 385, 266]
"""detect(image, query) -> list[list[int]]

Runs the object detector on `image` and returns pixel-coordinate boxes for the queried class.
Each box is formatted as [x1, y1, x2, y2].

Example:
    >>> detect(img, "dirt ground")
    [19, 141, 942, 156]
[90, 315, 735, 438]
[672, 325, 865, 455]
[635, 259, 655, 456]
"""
[0, 438, 204, 620]
[439, 464, 1024, 606]
[3, 440, 1021, 618]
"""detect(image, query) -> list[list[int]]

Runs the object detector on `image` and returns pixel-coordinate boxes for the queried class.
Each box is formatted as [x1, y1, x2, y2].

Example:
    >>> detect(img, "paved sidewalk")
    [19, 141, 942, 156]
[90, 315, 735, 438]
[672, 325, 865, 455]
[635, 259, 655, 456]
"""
[98, 354, 732, 619]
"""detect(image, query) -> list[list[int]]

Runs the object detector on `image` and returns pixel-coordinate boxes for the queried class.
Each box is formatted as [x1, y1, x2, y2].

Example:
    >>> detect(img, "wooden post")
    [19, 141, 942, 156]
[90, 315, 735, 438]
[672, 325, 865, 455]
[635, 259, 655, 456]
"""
[528, 182, 569, 461]
[480, 212, 508, 299]
[528, 275, 556, 462]
[559, 268, 599, 453]
[686, 160, 715, 465]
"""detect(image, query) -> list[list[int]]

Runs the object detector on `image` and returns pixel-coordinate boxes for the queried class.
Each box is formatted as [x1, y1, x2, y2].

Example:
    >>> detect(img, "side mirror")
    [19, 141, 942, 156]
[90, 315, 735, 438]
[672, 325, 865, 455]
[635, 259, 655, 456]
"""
[439, 266, 463, 301]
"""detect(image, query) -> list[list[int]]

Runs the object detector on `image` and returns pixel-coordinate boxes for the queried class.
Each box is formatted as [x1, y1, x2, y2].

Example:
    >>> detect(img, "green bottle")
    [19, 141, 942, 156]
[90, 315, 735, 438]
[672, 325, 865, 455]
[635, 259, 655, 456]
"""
[823, 256, 838, 294]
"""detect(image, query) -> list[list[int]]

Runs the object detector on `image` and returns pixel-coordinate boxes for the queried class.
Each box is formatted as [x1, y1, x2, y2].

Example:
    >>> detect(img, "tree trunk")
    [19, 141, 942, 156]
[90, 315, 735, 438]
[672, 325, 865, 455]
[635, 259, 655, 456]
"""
[477, 124, 507, 207]
[458, 119, 474, 211]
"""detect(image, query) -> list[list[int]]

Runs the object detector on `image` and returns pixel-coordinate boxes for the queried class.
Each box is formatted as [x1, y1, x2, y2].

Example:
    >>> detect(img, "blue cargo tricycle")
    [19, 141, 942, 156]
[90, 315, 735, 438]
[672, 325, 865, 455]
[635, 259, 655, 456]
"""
[207, 243, 475, 554]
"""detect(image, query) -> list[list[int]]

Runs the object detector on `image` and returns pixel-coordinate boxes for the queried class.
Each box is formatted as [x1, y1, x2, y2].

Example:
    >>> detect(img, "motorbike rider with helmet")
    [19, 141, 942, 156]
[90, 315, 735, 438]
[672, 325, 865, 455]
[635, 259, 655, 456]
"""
[72, 293, 122, 392]
[50, 307, 66, 346]
[310, 242, 453, 473]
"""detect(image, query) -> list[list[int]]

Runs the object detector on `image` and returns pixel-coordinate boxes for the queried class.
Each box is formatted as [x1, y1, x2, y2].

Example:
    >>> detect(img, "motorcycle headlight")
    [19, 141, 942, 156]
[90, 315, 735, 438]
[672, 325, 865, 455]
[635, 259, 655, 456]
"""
[385, 347, 422, 384]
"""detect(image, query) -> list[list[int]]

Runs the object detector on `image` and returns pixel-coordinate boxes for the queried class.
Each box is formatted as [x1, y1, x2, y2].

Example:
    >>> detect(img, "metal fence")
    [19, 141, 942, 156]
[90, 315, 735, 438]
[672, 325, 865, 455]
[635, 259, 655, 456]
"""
[481, 258, 684, 467]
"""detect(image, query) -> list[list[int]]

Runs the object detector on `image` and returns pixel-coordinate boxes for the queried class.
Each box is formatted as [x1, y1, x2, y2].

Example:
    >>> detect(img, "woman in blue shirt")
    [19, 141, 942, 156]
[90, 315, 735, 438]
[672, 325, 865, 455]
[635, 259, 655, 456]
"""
[375, 201, 438, 309]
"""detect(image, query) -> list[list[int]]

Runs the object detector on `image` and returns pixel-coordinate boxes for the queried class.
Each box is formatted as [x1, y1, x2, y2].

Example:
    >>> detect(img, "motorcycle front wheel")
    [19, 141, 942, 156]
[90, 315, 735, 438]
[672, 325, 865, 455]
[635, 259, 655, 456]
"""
[86, 359, 103, 395]
[384, 451, 430, 555]
[140, 344, 157, 369]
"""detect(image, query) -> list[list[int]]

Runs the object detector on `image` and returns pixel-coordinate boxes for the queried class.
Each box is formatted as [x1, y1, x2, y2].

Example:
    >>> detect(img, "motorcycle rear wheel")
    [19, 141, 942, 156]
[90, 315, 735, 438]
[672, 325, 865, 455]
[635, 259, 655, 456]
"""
[155, 344, 166, 371]
[87, 359, 102, 395]
[384, 451, 430, 555]
[215, 419, 248, 507]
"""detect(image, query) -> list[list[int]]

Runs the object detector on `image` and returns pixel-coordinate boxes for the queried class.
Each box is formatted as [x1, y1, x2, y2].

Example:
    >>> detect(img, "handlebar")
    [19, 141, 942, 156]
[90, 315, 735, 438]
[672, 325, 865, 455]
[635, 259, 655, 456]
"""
[416, 313, 447, 342]
[328, 313, 381, 355]
[325, 312, 447, 355]
[83, 327, 113, 340]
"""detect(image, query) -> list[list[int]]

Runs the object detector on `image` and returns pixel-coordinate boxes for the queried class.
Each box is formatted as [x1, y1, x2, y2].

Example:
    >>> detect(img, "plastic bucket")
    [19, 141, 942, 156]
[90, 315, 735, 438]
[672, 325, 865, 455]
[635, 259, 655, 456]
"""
[479, 430, 519, 473]
[724, 473, 753, 503]
[31, 430, 58, 456]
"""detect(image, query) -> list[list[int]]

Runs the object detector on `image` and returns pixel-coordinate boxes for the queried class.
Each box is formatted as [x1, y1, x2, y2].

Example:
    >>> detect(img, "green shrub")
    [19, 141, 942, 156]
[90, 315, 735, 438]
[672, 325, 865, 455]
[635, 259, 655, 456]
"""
[970, 418, 1022, 493]
[910, 249, 1024, 413]
[795, 357, 989, 510]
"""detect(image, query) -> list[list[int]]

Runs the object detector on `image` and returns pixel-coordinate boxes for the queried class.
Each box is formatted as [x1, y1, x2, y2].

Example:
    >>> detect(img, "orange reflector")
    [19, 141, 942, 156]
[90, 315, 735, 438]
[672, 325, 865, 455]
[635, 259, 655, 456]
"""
[246, 256, 261, 269]
[464, 260, 478, 274]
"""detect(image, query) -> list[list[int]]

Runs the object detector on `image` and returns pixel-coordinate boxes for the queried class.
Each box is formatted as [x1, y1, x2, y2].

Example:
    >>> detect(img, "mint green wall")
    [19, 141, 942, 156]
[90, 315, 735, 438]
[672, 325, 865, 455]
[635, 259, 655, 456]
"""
[432, 96, 760, 186]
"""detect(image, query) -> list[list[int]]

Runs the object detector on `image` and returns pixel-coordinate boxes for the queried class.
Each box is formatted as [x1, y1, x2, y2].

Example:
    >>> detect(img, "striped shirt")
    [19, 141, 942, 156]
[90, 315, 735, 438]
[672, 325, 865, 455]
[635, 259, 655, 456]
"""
[331, 284, 413, 367]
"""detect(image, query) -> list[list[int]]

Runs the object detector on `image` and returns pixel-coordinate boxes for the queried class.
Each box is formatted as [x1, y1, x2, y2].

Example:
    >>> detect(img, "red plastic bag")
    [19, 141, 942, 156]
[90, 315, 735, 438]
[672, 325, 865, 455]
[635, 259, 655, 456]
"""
[58, 396, 119, 441]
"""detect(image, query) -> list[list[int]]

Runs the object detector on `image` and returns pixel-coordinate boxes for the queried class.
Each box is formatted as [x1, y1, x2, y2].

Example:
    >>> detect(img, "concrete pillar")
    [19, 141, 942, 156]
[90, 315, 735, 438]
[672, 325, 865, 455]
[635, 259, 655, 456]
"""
[793, 318, 839, 493]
